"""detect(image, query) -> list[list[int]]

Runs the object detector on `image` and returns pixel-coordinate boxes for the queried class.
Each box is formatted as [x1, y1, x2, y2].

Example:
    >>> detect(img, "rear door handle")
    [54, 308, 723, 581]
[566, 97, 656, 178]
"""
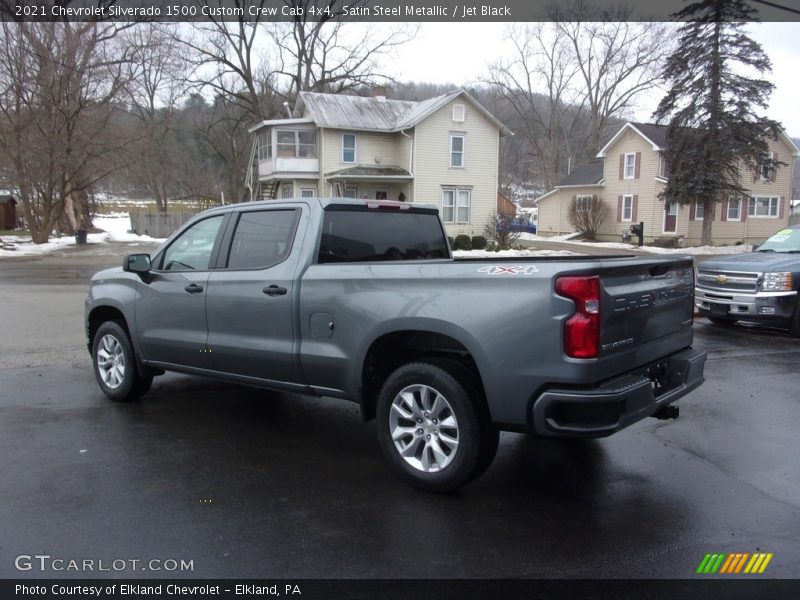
[184, 283, 204, 294]
[263, 285, 287, 296]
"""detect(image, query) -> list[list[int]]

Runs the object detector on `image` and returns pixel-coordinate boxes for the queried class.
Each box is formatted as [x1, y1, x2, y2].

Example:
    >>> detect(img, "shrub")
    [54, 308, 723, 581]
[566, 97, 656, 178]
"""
[567, 196, 610, 240]
[471, 235, 487, 250]
[447, 236, 455, 248]
[483, 210, 520, 250]
[453, 234, 472, 250]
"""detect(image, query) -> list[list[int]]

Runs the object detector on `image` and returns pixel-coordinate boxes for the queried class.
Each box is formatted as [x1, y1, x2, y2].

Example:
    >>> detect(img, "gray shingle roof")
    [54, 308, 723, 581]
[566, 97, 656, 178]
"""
[297, 93, 416, 131]
[292, 89, 511, 135]
[557, 161, 604, 186]
[325, 166, 412, 179]
[630, 122, 669, 148]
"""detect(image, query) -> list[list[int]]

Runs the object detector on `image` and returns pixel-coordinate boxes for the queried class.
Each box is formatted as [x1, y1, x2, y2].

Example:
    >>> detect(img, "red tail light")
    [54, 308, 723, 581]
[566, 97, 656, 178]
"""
[555, 275, 601, 359]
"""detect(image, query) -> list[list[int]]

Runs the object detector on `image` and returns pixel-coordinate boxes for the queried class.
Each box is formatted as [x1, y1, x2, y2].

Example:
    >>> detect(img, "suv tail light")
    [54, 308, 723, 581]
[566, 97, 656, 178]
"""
[555, 275, 601, 359]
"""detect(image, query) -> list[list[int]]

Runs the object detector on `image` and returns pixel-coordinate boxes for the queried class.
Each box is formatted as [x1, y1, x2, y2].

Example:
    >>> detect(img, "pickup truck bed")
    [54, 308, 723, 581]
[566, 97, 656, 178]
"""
[85, 199, 706, 491]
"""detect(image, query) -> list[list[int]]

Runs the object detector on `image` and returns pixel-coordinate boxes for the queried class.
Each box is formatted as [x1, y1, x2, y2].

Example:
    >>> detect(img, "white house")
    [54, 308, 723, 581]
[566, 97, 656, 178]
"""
[246, 89, 511, 236]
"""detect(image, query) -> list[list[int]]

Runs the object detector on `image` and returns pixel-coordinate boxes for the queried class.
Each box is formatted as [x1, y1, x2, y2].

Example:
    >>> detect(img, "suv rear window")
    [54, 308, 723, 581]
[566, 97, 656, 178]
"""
[318, 208, 449, 264]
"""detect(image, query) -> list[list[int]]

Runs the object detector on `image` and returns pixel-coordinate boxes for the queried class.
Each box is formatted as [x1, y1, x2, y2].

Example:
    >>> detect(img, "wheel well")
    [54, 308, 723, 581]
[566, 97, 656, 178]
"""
[88, 306, 130, 347]
[360, 330, 486, 421]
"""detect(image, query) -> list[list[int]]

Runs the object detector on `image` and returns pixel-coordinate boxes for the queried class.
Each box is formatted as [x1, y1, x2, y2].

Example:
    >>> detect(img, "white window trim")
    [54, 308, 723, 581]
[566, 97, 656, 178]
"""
[621, 194, 633, 222]
[299, 187, 316, 198]
[727, 197, 741, 222]
[441, 189, 455, 224]
[452, 103, 465, 122]
[342, 133, 357, 164]
[343, 186, 358, 199]
[449, 134, 465, 168]
[748, 196, 780, 218]
[281, 184, 293, 199]
[441, 187, 471, 224]
[624, 153, 636, 179]
[694, 201, 704, 221]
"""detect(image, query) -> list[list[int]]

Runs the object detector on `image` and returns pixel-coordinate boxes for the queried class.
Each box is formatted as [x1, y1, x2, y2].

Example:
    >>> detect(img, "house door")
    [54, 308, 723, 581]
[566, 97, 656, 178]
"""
[663, 202, 678, 233]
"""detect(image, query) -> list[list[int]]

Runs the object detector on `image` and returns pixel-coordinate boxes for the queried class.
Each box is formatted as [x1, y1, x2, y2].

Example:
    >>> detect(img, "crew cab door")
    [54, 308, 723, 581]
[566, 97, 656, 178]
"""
[205, 206, 305, 384]
[136, 214, 227, 368]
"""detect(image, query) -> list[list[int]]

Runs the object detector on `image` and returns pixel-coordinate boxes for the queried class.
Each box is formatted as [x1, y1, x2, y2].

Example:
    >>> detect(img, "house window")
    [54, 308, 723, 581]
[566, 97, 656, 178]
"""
[452, 104, 465, 122]
[624, 153, 636, 179]
[257, 131, 271, 160]
[282, 184, 293, 198]
[621, 194, 633, 221]
[694, 200, 704, 221]
[441, 190, 455, 223]
[342, 134, 356, 163]
[300, 188, 315, 198]
[375, 191, 387, 200]
[575, 195, 593, 211]
[727, 197, 741, 221]
[748, 196, 779, 218]
[657, 154, 667, 178]
[760, 153, 774, 181]
[275, 130, 316, 158]
[441, 187, 471, 223]
[450, 135, 465, 168]
[343, 186, 357, 198]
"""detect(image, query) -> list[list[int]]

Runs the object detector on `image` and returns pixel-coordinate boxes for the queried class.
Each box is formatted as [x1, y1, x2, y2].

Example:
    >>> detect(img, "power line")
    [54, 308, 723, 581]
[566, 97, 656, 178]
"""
[749, 0, 800, 17]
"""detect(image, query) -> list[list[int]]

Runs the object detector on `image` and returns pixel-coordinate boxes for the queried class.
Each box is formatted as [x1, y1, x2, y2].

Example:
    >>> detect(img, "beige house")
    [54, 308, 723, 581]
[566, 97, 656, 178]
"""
[537, 122, 800, 245]
[246, 89, 510, 236]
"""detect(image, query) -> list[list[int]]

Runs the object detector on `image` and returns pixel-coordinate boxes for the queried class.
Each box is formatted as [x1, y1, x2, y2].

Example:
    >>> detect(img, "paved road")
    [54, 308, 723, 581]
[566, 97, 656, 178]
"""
[1, 245, 798, 579]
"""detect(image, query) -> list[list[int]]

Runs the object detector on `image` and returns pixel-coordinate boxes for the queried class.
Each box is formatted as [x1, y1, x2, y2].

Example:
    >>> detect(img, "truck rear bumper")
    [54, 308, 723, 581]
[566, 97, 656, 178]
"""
[530, 347, 706, 438]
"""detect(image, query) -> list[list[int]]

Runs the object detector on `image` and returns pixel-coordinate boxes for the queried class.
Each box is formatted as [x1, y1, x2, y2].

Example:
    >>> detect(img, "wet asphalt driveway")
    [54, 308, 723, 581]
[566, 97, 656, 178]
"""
[0, 245, 798, 579]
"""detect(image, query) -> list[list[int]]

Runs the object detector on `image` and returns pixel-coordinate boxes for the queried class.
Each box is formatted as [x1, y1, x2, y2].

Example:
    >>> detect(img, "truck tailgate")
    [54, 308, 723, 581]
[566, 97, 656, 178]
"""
[598, 256, 695, 359]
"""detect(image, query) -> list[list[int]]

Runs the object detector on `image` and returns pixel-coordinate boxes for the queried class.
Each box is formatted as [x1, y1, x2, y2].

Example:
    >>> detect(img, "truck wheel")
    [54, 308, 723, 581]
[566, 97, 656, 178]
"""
[376, 361, 497, 492]
[92, 321, 152, 402]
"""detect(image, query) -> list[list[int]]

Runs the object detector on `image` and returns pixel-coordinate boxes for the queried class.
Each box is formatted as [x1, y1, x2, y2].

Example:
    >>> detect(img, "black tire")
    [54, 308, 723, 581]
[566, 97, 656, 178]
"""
[376, 361, 497, 492]
[708, 316, 738, 325]
[91, 321, 151, 402]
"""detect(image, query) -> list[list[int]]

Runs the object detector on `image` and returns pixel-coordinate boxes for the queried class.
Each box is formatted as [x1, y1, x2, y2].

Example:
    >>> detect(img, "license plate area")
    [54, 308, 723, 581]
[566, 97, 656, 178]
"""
[710, 302, 729, 316]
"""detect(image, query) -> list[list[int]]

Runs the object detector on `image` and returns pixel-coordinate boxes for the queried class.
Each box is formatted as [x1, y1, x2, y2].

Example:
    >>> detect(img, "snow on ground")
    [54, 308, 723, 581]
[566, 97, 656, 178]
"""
[0, 215, 166, 257]
[453, 248, 580, 258]
[518, 232, 582, 242]
[518, 232, 753, 255]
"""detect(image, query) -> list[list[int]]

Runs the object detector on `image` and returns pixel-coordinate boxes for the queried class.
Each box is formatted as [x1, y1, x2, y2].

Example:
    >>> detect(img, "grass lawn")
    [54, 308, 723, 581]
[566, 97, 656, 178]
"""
[0, 229, 31, 237]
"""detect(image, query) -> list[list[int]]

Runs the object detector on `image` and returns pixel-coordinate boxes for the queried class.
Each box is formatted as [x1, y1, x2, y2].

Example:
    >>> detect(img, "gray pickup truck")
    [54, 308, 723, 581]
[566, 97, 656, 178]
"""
[695, 224, 800, 336]
[85, 198, 706, 491]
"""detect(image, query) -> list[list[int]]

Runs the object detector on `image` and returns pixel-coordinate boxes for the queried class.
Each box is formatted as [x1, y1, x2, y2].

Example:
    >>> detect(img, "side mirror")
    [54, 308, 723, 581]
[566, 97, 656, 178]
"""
[123, 253, 151, 274]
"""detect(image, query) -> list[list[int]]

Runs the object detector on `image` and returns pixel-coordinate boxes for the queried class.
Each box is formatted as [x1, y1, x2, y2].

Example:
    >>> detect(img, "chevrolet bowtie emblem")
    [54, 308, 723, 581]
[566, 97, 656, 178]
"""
[715, 274, 728, 284]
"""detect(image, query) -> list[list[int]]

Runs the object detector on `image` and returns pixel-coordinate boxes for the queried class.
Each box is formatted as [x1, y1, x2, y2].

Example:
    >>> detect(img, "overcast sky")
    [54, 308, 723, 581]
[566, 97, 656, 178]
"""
[380, 22, 800, 138]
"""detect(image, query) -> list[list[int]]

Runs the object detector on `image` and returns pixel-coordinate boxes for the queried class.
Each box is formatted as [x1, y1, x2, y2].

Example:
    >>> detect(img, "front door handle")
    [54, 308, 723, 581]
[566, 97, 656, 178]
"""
[263, 285, 287, 296]
[184, 283, 204, 294]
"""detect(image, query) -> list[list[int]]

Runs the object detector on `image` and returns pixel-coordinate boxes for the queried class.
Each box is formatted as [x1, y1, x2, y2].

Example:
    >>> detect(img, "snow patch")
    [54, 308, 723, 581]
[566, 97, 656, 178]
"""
[0, 215, 166, 257]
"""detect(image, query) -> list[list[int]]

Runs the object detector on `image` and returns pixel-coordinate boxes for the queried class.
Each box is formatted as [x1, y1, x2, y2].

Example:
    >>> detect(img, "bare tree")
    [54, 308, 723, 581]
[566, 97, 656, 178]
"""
[123, 25, 189, 213]
[0, 22, 133, 243]
[268, 1, 416, 101]
[553, 2, 673, 155]
[488, 23, 583, 191]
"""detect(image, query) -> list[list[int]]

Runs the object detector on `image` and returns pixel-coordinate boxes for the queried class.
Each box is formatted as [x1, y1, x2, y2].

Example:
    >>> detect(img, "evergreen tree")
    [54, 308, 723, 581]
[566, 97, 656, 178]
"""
[653, 0, 783, 246]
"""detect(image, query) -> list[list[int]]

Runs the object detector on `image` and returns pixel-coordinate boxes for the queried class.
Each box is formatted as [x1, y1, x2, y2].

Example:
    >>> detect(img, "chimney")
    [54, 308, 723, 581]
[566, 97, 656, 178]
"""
[371, 86, 387, 102]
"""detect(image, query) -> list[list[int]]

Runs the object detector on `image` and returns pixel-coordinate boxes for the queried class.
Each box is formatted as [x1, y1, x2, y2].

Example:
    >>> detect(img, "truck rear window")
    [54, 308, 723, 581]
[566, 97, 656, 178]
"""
[318, 209, 449, 263]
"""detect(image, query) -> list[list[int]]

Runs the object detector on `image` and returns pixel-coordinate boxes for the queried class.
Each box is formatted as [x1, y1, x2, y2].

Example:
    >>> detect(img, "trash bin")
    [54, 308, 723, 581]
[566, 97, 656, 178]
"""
[75, 229, 87, 244]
